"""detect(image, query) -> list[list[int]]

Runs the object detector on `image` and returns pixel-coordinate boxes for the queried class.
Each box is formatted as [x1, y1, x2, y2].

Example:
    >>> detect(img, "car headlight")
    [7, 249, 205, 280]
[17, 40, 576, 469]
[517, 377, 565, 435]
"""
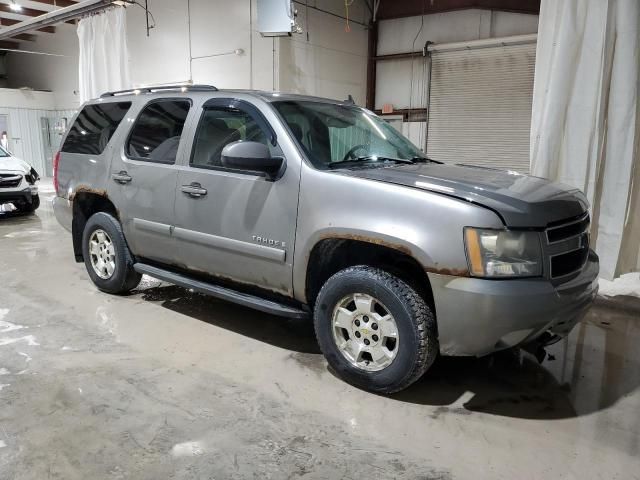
[464, 227, 542, 278]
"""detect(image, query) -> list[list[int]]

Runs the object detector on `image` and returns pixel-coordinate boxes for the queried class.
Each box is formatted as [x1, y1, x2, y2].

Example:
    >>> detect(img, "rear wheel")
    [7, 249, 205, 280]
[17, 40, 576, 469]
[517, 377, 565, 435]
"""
[313, 266, 438, 394]
[82, 212, 141, 294]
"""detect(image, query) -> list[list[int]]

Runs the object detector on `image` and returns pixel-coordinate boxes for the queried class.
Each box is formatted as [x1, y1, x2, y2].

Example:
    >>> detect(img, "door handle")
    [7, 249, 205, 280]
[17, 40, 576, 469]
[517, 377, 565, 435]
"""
[181, 183, 208, 197]
[112, 171, 132, 184]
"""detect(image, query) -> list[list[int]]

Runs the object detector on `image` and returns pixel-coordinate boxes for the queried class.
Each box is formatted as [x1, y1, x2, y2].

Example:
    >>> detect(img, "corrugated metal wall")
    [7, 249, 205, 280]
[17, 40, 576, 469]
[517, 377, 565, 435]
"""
[426, 43, 536, 173]
[0, 107, 76, 177]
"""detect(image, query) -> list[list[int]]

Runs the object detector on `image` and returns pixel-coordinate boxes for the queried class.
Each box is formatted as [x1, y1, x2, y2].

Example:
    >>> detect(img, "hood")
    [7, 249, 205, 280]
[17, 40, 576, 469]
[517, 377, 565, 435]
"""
[0, 155, 32, 174]
[342, 163, 588, 227]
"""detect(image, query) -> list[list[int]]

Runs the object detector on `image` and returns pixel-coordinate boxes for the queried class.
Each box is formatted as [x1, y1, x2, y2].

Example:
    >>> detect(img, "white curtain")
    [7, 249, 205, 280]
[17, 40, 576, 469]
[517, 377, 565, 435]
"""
[530, 0, 640, 280]
[77, 7, 131, 103]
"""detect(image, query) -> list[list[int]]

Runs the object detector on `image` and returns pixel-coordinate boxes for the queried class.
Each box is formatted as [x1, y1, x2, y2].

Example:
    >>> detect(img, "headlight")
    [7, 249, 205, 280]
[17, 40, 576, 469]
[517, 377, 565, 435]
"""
[464, 227, 542, 278]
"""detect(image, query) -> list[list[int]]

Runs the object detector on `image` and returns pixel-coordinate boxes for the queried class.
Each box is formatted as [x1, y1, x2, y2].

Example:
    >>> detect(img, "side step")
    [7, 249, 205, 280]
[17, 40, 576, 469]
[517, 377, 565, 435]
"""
[134, 263, 309, 319]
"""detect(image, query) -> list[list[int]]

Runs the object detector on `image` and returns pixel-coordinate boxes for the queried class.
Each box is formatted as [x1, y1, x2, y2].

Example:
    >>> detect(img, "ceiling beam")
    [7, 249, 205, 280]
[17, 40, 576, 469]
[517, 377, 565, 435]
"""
[0, 0, 113, 39]
[12, 32, 37, 41]
[0, 16, 55, 33]
[376, 0, 540, 20]
[26, 0, 78, 6]
[0, 40, 19, 49]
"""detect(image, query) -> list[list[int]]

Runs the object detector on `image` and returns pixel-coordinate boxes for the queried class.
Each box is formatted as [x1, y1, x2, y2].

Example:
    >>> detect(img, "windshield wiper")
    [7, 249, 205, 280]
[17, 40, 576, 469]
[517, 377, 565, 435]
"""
[328, 156, 415, 169]
[411, 156, 442, 164]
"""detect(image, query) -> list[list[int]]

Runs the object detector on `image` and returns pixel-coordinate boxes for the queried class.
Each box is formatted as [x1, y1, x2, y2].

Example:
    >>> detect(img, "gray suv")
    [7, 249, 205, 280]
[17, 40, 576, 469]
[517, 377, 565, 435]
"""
[53, 85, 598, 393]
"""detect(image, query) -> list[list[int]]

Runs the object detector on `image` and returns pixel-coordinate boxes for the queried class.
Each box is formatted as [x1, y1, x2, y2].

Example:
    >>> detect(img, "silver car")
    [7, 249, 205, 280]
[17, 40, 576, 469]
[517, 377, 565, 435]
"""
[0, 146, 40, 213]
[53, 85, 598, 393]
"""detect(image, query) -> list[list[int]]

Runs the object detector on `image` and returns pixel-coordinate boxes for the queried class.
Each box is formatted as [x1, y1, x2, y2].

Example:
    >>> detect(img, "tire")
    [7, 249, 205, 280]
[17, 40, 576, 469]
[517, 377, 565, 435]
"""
[81, 212, 142, 294]
[313, 266, 438, 394]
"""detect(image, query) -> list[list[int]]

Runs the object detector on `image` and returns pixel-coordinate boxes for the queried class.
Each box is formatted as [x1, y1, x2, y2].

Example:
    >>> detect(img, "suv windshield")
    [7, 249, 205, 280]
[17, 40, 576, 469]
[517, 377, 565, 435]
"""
[273, 100, 426, 169]
[0, 146, 9, 157]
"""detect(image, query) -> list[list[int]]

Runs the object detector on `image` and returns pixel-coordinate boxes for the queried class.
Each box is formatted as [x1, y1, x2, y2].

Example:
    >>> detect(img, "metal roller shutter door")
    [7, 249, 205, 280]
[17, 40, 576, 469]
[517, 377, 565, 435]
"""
[426, 43, 536, 173]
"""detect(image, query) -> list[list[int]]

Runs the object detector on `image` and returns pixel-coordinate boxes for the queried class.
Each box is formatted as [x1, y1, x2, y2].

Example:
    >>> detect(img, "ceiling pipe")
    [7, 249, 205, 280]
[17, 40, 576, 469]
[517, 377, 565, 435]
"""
[428, 33, 537, 53]
[0, 0, 114, 39]
[374, 33, 538, 62]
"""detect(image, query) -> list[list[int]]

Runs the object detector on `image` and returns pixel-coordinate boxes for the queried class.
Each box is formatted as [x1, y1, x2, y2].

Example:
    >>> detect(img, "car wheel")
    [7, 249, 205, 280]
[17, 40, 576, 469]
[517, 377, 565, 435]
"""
[82, 212, 142, 294]
[313, 266, 438, 394]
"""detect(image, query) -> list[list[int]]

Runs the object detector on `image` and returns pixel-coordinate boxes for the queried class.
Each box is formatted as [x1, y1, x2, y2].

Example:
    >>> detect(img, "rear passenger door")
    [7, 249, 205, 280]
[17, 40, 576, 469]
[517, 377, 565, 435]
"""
[109, 98, 193, 265]
[172, 98, 300, 296]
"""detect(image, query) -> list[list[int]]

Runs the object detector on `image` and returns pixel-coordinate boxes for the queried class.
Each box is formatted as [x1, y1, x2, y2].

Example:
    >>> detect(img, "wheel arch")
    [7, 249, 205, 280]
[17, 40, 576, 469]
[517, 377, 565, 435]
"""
[304, 236, 436, 320]
[71, 189, 119, 262]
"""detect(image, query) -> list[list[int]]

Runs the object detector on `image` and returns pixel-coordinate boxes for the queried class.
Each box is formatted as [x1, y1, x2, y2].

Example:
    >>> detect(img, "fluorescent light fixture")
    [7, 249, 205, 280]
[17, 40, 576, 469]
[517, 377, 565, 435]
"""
[9, 2, 23, 12]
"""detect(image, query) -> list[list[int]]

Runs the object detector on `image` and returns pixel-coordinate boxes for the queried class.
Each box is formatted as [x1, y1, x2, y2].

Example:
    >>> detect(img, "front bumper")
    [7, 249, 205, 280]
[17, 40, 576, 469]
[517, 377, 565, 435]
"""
[0, 188, 36, 208]
[429, 251, 599, 356]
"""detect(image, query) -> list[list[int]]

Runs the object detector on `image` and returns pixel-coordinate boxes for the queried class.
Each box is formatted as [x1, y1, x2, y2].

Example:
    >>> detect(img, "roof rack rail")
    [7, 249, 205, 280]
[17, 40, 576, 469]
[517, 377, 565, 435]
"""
[101, 84, 218, 98]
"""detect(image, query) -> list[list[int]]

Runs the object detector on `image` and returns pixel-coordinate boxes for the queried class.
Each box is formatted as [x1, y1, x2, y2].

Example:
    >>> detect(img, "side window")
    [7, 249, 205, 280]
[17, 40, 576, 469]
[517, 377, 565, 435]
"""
[62, 102, 131, 155]
[191, 107, 269, 169]
[126, 100, 191, 164]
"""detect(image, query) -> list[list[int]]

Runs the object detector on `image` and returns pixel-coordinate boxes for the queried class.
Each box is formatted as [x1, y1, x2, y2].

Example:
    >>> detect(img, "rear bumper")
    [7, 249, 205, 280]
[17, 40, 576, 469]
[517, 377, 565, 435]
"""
[53, 195, 73, 232]
[429, 251, 599, 356]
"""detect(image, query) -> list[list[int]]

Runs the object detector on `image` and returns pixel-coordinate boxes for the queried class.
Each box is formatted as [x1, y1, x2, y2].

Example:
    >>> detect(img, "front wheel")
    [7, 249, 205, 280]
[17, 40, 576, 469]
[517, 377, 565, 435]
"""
[82, 212, 141, 294]
[313, 266, 438, 394]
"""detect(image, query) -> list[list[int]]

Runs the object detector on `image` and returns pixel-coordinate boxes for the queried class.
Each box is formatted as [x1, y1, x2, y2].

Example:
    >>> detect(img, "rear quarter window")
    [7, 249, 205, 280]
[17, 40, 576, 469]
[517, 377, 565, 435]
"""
[62, 102, 132, 155]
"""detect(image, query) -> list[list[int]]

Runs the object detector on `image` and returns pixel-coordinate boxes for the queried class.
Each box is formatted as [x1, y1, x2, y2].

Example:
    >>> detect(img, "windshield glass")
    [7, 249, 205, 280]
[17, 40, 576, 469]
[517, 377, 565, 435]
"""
[273, 100, 425, 169]
[0, 146, 9, 157]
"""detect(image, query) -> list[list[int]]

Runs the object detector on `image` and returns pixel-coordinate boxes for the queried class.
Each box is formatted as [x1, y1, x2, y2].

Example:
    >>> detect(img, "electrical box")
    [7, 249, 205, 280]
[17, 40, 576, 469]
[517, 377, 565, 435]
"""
[257, 0, 294, 37]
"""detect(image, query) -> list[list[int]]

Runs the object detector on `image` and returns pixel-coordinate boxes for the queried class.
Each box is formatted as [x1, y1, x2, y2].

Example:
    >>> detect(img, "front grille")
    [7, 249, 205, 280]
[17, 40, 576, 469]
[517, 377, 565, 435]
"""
[551, 244, 590, 277]
[546, 213, 590, 280]
[0, 174, 22, 188]
[547, 214, 590, 243]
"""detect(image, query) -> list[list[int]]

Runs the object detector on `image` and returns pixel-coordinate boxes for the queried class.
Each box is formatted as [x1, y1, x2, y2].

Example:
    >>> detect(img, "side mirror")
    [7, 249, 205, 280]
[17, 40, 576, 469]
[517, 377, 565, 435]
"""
[221, 141, 284, 180]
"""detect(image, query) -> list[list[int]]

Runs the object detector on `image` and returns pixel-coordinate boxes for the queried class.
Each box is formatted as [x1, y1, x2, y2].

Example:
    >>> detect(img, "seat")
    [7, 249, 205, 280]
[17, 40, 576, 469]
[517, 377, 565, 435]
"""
[149, 136, 181, 163]
[193, 117, 241, 167]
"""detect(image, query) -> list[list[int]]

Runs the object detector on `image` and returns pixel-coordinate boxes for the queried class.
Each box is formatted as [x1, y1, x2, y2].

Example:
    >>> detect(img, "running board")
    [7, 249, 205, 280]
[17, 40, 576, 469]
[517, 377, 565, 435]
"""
[134, 263, 309, 319]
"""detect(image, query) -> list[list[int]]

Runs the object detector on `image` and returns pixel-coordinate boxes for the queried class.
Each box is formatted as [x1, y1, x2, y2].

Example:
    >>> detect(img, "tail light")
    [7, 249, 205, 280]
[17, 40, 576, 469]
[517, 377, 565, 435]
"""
[53, 151, 61, 194]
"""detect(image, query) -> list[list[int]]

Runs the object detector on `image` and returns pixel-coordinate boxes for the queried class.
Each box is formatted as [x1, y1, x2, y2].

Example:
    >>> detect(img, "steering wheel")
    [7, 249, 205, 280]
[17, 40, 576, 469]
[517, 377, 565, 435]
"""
[343, 144, 369, 161]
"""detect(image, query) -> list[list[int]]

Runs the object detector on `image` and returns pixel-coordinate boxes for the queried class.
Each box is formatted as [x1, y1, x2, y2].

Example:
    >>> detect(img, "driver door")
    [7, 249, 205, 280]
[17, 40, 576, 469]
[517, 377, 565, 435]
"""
[172, 99, 300, 297]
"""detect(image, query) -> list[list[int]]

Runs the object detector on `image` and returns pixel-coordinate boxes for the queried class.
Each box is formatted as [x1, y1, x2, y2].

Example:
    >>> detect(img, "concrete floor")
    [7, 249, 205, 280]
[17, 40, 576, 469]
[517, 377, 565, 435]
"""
[1, 182, 639, 480]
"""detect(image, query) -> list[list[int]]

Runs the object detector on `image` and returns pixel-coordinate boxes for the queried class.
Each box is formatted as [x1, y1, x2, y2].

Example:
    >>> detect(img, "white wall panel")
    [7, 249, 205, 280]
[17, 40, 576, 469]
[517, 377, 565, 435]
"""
[375, 57, 428, 110]
[126, 0, 191, 86]
[0, 107, 76, 176]
[279, 0, 368, 104]
[491, 11, 540, 38]
[8, 0, 367, 109]
[192, 54, 252, 90]
[378, 10, 488, 55]
[377, 10, 538, 56]
[6, 24, 80, 110]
